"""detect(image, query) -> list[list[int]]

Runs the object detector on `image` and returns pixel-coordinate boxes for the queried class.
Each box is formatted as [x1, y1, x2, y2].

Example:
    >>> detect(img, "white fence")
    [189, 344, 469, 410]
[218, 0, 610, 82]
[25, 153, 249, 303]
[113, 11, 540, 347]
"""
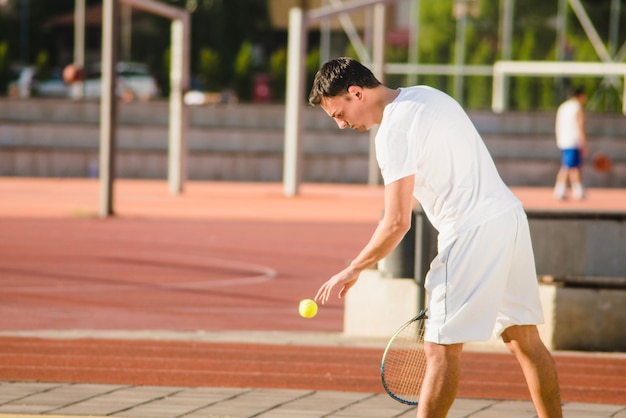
[492, 61, 626, 115]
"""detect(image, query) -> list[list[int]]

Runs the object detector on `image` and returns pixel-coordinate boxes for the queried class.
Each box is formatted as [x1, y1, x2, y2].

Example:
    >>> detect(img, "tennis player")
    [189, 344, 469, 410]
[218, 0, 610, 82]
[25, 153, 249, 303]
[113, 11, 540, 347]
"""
[311, 57, 562, 418]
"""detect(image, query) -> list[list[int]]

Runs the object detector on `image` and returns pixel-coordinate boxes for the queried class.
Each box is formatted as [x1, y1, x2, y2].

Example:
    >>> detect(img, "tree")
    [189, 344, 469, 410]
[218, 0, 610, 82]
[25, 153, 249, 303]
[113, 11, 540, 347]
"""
[190, 0, 273, 88]
[198, 47, 222, 92]
[0, 41, 10, 94]
[234, 41, 254, 101]
[269, 47, 287, 102]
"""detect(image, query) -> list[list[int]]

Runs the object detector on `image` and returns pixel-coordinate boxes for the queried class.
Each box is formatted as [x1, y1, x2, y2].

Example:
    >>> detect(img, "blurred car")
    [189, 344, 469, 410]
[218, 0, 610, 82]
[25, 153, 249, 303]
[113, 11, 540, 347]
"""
[183, 77, 237, 106]
[83, 61, 161, 101]
[8, 66, 68, 98]
[8, 61, 160, 101]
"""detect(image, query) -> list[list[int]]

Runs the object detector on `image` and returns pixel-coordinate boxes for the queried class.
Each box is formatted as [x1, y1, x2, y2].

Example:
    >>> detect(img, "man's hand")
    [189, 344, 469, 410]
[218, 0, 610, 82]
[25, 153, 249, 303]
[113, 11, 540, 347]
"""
[315, 266, 360, 305]
[581, 142, 589, 158]
[315, 175, 416, 305]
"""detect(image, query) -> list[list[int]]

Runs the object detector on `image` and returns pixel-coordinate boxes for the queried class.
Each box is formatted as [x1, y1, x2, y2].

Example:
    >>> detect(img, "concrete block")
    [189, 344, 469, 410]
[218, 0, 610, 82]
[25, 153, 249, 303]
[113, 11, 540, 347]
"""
[539, 282, 626, 351]
[528, 211, 626, 278]
[343, 269, 419, 338]
[344, 271, 625, 352]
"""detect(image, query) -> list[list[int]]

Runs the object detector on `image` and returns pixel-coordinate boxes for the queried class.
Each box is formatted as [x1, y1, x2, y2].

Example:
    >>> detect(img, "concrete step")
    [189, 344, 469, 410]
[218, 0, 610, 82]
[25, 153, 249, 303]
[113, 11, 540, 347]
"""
[0, 98, 337, 130]
[2, 120, 623, 161]
[3, 98, 626, 135]
[0, 122, 366, 154]
[1, 98, 625, 187]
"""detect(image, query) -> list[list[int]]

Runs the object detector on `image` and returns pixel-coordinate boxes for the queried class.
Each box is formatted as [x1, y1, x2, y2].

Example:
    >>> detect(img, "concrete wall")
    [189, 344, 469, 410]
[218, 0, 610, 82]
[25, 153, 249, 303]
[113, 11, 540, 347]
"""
[384, 208, 626, 281]
[360, 208, 626, 351]
[528, 210, 626, 279]
[1, 98, 625, 187]
[344, 269, 626, 352]
[540, 283, 626, 351]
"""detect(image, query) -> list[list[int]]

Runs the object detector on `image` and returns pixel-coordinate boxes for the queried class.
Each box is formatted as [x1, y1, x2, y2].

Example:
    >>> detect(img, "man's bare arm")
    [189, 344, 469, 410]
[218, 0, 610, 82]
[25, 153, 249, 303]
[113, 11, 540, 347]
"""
[315, 174, 415, 304]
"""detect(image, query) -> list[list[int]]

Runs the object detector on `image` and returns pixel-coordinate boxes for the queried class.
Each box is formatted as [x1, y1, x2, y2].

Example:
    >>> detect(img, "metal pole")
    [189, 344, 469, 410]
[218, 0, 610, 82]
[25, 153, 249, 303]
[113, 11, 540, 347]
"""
[492, 62, 504, 113]
[118, 0, 190, 195]
[283, 8, 307, 197]
[607, 0, 622, 109]
[320, 0, 331, 65]
[168, 16, 190, 195]
[371, 4, 385, 85]
[71, 0, 85, 99]
[99, 0, 120, 218]
[500, 0, 514, 60]
[20, 0, 29, 64]
[556, 0, 567, 99]
[609, 0, 620, 57]
[453, 0, 467, 103]
[329, 0, 371, 63]
[308, 0, 397, 22]
[499, 0, 513, 111]
[121, 3, 132, 61]
[413, 208, 435, 311]
[568, 0, 611, 63]
[284, 0, 403, 195]
[367, 2, 385, 187]
[407, 0, 420, 86]
[556, 0, 567, 61]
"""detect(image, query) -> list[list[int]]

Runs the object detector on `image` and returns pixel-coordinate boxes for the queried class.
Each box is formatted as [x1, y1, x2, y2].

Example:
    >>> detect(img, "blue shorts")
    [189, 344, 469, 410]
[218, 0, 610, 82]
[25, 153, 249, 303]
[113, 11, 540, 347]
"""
[560, 148, 582, 168]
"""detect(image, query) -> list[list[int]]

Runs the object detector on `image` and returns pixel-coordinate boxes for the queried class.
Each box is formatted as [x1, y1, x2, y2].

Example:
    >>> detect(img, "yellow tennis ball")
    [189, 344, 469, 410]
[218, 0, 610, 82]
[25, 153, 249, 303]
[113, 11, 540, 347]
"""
[298, 299, 318, 318]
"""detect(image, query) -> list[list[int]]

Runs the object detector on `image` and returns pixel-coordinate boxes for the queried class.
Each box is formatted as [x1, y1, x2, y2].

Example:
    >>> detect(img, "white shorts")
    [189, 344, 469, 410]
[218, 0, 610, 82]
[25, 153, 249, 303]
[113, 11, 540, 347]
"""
[423, 205, 544, 344]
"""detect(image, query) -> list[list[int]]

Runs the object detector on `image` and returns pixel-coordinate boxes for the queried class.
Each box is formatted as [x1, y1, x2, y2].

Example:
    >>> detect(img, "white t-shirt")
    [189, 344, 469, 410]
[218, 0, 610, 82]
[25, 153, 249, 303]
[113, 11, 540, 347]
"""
[555, 98, 583, 149]
[375, 86, 520, 250]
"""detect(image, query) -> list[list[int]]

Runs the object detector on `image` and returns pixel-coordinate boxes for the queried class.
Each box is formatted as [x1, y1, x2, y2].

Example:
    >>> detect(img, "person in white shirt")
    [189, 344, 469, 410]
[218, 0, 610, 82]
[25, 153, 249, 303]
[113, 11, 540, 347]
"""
[309, 57, 562, 418]
[554, 87, 588, 200]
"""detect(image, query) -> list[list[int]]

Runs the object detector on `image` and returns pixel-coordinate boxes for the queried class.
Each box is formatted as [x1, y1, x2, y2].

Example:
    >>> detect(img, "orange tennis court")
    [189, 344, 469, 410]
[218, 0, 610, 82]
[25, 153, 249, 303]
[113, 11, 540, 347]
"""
[0, 178, 624, 406]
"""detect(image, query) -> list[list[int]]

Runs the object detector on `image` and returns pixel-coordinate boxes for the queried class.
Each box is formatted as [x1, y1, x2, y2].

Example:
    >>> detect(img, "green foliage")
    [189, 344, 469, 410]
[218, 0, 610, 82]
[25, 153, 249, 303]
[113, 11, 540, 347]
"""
[305, 48, 321, 98]
[190, 0, 273, 88]
[462, 7, 497, 109]
[0, 0, 622, 112]
[407, 0, 625, 112]
[234, 41, 254, 102]
[198, 48, 222, 92]
[386, 46, 408, 89]
[28, 50, 52, 97]
[0, 41, 9, 95]
[0, 0, 79, 66]
[512, 28, 536, 111]
[269, 48, 287, 102]
[414, 1, 456, 93]
[0, 0, 272, 94]
[466, 38, 493, 109]
[161, 47, 171, 96]
[566, 36, 619, 112]
[343, 44, 358, 60]
[419, 0, 455, 64]
[34, 50, 50, 80]
[538, 77, 555, 111]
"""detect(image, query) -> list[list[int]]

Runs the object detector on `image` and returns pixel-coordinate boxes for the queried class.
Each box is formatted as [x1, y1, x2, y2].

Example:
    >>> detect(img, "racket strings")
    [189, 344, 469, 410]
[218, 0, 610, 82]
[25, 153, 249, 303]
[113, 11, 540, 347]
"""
[382, 320, 427, 404]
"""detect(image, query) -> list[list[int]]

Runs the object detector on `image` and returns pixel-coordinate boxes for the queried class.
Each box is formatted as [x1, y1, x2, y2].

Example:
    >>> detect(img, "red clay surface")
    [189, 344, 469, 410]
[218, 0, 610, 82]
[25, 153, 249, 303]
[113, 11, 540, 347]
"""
[0, 337, 624, 405]
[0, 178, 625, 405]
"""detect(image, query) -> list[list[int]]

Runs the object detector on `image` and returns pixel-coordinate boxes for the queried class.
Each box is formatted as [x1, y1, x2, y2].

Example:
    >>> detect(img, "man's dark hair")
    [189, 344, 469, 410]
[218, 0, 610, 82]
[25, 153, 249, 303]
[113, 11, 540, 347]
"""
[571, 86, 586, 98]
[308, 57, 382, 106]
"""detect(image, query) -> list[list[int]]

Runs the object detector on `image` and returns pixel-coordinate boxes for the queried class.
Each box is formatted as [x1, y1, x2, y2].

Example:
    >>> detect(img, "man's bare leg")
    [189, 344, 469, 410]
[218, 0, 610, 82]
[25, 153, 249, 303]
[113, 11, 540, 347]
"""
[554, 167, 569, 199]
[569, 168, 585, 199]
[416, 342, 463, 418]
[502, 325, 563, 418]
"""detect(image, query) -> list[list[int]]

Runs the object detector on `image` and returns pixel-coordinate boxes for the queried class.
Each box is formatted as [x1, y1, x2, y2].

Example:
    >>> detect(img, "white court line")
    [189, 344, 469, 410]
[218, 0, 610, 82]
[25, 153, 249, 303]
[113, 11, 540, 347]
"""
[5, 252, 277, 292]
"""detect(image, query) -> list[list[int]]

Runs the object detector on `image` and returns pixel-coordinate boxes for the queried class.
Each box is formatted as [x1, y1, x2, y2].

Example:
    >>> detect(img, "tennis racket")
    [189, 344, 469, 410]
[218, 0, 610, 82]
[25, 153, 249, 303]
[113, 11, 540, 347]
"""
[380, 308, 428, 405]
